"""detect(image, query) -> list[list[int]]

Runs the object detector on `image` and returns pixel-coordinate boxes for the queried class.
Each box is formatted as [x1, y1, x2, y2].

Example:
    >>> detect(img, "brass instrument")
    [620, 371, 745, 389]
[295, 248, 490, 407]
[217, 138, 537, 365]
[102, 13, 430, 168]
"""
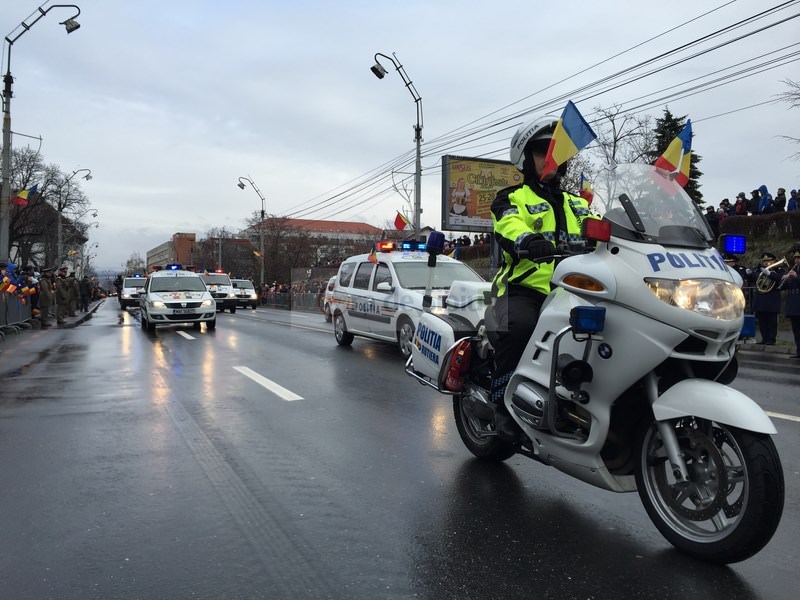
[755, 257, 789, 293]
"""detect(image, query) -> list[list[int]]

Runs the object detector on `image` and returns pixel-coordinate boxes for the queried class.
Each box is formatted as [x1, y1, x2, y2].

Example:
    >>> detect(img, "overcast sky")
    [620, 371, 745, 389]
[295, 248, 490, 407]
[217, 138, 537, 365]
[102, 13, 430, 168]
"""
[1, 0, 798, 271]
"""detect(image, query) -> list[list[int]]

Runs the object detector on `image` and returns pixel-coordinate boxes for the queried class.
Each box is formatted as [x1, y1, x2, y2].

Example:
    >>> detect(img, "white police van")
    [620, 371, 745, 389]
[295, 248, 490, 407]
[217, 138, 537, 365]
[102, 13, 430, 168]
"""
[330, 240, 488, 357]
[119, 275, 146, 309]
[139, 267, 217, 332]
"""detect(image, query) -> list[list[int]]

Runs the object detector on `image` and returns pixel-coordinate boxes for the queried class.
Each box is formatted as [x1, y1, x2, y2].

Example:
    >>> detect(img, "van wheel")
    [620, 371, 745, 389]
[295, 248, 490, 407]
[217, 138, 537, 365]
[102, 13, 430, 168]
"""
[334, 313, 354, 346]
[397, 316, 415, 358]
[207, 318, 216, 331]
[230, 305, 236, 314]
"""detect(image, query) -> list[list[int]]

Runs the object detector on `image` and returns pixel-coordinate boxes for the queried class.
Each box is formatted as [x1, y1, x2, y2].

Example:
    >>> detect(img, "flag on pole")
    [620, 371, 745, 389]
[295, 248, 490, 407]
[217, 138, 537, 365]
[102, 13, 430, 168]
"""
[394, 211, 411, 230]
[12, 183, 38, 207]
[367, 247, 378, 264]
[541, 101, 597, 180]
[578, 173, 593, 204]
[654, 120, 692, 187]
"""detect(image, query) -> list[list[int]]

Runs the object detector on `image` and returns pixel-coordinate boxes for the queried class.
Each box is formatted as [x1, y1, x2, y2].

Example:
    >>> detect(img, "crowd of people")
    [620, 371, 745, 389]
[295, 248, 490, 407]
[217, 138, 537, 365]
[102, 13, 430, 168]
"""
[705, 186, 798, 237]
[1, 262, 104, 329]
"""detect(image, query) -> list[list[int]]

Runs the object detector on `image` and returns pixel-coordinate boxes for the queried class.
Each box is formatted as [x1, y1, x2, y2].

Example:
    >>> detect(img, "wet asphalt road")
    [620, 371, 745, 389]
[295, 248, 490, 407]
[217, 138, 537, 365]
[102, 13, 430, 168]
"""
[0, 300, 797, 600]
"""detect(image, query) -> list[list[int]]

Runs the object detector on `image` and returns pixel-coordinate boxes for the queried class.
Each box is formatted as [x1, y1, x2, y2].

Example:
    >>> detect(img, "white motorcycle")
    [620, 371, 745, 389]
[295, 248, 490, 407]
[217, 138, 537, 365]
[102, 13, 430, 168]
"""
[406, 163, 784, 564]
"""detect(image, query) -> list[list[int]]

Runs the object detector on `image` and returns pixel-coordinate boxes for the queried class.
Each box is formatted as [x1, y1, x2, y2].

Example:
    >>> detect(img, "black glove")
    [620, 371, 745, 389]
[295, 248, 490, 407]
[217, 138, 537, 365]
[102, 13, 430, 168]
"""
[516, 234, 554, 263]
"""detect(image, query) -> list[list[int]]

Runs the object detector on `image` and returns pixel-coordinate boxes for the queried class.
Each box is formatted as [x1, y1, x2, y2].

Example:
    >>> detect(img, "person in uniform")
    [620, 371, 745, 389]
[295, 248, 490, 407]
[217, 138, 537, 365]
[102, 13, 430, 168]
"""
[55, 267, 71, 325]
[746, 252, 785, 345]
[38, 268, 55, 328]
[779, 250, 800, 358]
[486, 113, 596, 441]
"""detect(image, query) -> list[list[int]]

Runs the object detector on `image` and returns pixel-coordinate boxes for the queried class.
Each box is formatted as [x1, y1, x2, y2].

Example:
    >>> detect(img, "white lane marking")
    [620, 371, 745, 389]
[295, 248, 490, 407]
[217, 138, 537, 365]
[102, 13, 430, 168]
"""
[177, 331, 195, 339]
[234, 366, 304, 401]
[766, 411, 800, 423]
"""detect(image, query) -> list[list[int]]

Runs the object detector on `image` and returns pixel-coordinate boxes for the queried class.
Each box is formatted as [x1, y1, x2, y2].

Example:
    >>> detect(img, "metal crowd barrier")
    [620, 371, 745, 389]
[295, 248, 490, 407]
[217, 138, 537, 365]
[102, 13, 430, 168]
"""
[0, 293, 33, 336]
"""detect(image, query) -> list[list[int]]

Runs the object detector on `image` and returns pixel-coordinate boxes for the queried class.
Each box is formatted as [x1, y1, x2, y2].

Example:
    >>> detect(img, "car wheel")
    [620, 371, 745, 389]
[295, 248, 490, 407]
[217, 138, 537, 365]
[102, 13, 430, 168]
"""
[140, 313, 147, 330]
[207, 318, 216, 331]
[193, 321, 201, 330]
[146, 319, 155, 333]
[397, 316, 415, 358]
[324, 304, 332, 323]
[230, 305, 236, 314]
[334, 312, 354, 346]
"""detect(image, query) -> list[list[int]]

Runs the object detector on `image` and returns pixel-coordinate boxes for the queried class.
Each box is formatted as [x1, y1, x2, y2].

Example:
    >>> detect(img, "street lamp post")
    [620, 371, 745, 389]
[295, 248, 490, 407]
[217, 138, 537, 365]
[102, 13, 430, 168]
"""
[237, 176, 266, 287]
[56, 168, 92, 266]
[370, 51, 423, 238]
[1, 3, 83, 260]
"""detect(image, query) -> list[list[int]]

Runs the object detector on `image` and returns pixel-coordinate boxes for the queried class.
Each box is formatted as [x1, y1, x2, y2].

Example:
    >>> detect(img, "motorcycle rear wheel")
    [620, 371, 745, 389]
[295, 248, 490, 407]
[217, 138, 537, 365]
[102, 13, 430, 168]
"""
[452, 395, 516, 462]
[635, 417, 784, 564]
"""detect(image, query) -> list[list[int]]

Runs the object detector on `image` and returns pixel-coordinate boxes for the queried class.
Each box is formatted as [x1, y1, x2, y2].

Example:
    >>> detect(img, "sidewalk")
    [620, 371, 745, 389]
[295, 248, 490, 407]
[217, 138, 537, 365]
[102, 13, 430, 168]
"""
[0, 300, 105, 378]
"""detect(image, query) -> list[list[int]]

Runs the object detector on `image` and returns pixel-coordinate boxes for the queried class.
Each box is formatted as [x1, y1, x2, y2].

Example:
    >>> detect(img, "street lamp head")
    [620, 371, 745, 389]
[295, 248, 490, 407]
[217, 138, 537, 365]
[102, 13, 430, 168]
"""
[61, 18, 81, 34]
[237, 182, 246, 190]
[370, 62, 387, 79]
[83, 173, 92, 181]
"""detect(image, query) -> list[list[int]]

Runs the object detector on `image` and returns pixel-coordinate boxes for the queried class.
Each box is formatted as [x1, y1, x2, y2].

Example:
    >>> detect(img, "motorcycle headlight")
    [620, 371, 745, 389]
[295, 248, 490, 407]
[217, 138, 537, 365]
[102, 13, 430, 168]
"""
[644, 278, 744, 320]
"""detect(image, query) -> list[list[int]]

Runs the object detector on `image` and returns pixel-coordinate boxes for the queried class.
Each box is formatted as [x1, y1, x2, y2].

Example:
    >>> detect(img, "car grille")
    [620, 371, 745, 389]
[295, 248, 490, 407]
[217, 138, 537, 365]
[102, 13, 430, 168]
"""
[165, 314, 202, 321]
[165, 302, 203, 309]
[210, 292, 228, 299]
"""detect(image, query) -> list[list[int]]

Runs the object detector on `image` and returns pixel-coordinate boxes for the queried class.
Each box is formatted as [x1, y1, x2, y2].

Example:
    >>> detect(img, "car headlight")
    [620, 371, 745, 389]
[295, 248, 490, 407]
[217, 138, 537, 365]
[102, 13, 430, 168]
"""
[151, 300, 166, 309]
[431, 306, 448, 316]
[201, 299, 214, 307]
[644, 278, 744, 320]
[249, 292, 258, 299]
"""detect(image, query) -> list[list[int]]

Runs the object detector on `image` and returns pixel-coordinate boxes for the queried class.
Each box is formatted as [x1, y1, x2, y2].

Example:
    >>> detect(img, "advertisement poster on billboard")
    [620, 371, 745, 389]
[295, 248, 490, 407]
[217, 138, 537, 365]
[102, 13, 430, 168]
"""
[441, 155, 522, 233]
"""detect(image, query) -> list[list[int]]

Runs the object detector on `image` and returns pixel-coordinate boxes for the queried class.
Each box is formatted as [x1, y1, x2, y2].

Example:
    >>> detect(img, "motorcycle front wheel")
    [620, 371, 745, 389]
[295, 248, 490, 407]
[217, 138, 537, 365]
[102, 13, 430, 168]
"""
[452, 394, 516, 462]
[635, 417, 784, 564]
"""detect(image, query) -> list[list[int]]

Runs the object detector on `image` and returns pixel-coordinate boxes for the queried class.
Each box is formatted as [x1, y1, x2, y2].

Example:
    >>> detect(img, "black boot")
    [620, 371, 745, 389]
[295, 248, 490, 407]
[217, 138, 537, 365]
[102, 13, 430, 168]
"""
[490, 373, 522, 443]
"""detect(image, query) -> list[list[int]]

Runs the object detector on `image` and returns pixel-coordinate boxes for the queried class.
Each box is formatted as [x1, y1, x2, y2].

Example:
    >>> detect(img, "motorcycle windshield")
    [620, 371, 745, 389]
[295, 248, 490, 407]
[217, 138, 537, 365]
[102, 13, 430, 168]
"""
[590, 164, 713, 249]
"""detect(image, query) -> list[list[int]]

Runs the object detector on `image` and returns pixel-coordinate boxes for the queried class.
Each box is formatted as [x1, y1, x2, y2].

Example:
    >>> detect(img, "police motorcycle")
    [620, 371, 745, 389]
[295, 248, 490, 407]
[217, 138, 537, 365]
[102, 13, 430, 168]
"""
[405, 163, 784, 564]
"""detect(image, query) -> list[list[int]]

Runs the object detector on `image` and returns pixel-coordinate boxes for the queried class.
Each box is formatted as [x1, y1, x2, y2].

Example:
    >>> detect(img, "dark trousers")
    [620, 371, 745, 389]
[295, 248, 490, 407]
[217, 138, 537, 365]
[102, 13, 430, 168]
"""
[755, 310, 778, 344]
[790, 316, 800, 354]
[486, 291, 545, 402]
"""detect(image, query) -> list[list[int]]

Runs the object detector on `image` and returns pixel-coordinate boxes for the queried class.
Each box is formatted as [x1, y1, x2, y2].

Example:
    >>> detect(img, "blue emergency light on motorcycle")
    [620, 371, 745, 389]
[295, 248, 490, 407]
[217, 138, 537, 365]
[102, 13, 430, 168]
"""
[719, 233, 747, 255]
[569, 306, 606, 334]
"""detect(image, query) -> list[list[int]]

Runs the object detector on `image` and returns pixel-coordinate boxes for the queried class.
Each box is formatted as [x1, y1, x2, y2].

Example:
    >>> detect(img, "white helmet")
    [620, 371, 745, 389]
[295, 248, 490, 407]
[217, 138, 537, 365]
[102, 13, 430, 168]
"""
[509, 114, 559, 171]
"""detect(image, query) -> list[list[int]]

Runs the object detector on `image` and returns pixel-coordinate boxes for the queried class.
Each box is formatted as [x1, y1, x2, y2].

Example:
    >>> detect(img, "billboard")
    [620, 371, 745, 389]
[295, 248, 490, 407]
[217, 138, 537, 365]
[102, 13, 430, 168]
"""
[441, 155, 523, 233]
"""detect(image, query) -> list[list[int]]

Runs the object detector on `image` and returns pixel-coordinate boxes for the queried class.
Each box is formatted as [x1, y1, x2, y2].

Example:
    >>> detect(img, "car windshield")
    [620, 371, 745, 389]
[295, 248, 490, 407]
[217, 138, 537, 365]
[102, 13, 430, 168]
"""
[233, 280, 254, 290]
[202, 274, 231, 285]
[150, 277, 207, 293]
[590, 163, 713, 248]
[393, 261, 484, 289]
[123, 278, 145, 288]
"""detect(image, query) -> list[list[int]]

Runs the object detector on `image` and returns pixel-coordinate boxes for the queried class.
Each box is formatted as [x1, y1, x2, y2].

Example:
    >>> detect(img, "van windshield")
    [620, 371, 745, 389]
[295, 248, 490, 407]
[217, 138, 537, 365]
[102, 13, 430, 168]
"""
[123, 278, 146, 288]
[151, 277, 207, 293]
[393, 262, 484, 289]
[202, 274, 231, 285]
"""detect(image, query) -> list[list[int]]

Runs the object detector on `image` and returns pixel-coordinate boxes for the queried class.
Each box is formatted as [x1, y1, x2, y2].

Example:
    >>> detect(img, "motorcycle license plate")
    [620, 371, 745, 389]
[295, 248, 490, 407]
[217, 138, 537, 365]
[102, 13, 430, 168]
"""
[172, 308, 194, 314]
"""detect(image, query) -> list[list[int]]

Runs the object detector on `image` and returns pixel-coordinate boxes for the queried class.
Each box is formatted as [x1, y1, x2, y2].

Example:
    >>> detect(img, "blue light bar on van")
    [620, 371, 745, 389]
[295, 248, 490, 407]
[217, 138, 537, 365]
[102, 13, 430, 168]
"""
[719, 234, 746, 255]
[400, 241, 426, 252]
[165, 263, 182, 270]
[569, 306, 606, 334]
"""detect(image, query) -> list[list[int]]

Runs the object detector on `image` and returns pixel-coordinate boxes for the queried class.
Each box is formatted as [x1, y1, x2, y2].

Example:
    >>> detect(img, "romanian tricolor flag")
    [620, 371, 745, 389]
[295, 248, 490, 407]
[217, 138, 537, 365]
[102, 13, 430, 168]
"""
[394, 211, 411, 231]
[367, 247, 378, 264]
[13, 184, 38, 207]
[654, 120, 692, 187]
[541, 101, 597, 180]
[578, 173, 593, 204]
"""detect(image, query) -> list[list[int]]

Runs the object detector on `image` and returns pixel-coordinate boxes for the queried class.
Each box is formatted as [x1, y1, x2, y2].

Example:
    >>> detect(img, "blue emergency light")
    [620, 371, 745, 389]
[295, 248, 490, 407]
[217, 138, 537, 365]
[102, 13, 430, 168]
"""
[165, 263, 182, 271]
[719, 234, 747, 255]
[400, 240, 426, 252]
[569, 306, 606, 334]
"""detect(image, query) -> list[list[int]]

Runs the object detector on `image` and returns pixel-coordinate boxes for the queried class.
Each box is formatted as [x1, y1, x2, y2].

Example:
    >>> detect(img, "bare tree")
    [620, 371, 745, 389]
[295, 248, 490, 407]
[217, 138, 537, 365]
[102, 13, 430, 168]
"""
[591, 104, 656, 166]
[777, 79, 800, 159]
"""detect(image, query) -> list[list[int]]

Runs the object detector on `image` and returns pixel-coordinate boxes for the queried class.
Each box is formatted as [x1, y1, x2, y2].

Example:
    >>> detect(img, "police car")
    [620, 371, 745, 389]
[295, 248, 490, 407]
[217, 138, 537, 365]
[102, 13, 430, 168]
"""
[139, 267, 217, 332]
[330, 240, 487, 357]
[232, 278, 259, 309]
[200, 271, 237, 313]
[119, 275, 146, 309]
